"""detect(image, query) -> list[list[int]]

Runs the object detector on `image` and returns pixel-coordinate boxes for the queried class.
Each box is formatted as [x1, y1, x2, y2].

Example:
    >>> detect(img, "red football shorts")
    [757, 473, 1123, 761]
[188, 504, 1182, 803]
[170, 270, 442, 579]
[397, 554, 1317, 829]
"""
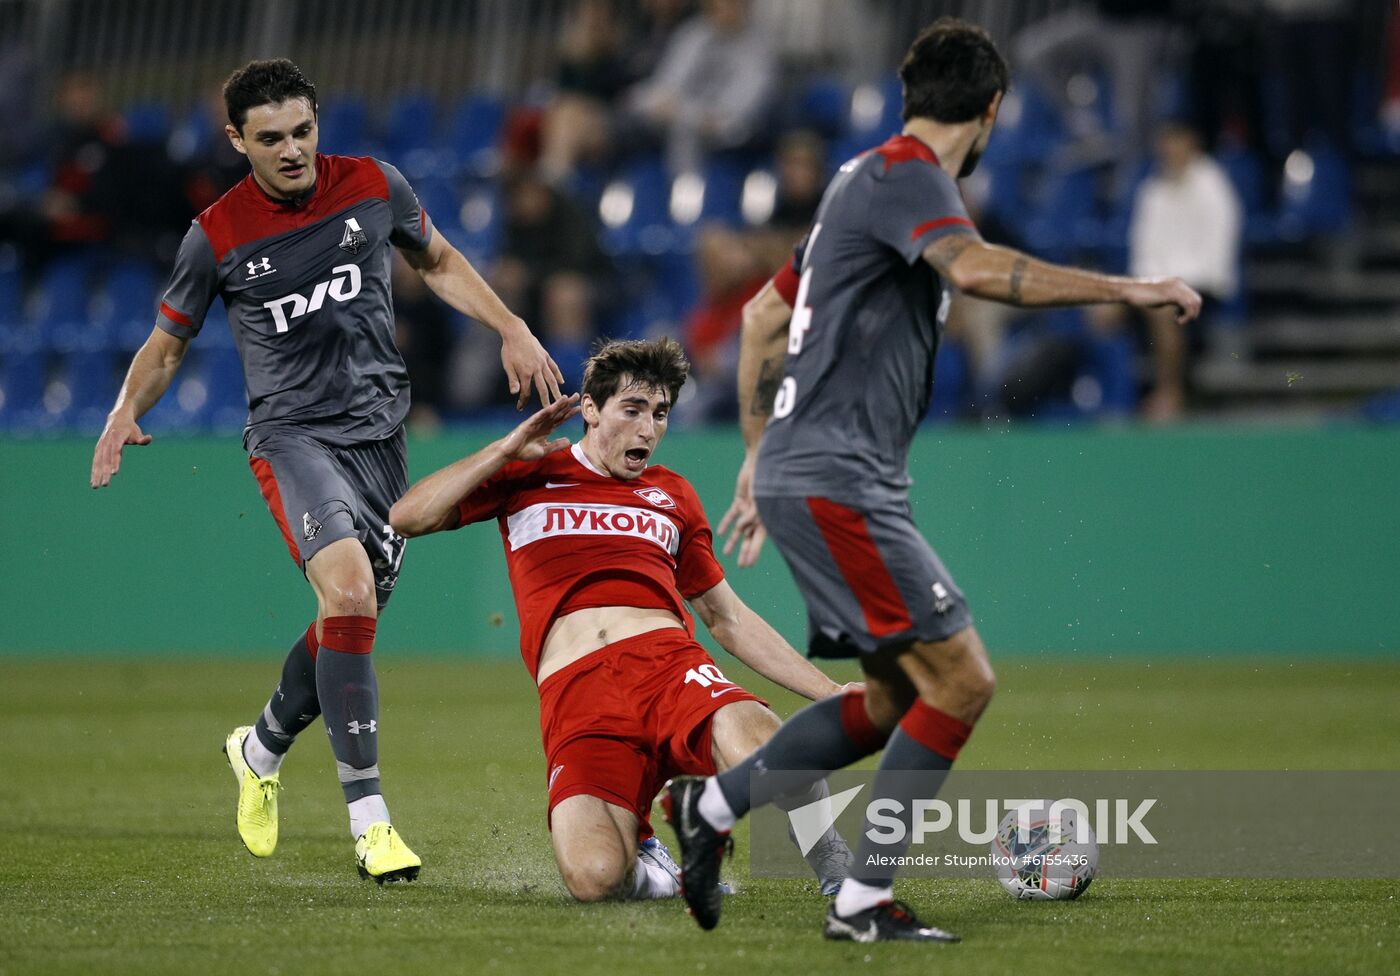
[538, 627, 767, 836]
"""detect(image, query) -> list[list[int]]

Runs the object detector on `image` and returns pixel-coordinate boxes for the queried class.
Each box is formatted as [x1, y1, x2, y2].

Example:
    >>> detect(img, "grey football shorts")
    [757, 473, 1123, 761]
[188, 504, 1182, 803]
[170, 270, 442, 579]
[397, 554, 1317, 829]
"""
[248, 426, 408, 608]
[755, 494, 972, 659]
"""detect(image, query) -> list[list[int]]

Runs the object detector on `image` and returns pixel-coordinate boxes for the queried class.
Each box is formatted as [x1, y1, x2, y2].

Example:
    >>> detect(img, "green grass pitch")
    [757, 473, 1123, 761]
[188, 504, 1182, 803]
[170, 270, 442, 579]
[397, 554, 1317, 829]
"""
[2, 657, 1396, 975]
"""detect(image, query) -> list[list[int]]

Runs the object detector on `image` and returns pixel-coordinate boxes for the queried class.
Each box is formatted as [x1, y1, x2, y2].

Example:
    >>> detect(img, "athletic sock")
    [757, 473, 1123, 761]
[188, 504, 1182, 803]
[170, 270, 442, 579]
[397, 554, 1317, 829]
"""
[249, 623, 321, 775]
[848, 699, 973, 890]
[773, 776, 846, 853]
[630, 856, 680, 900]
[833, 877, 894, 917]
[315, 615, 384, 834]
[709, 690, 889, 826]
[348, 794, 391, 839]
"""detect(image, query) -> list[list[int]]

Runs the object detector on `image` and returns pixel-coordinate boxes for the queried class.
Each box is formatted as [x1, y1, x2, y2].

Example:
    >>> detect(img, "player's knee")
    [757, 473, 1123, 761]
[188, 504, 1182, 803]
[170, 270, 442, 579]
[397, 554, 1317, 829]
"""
[323, 576, 377, 618]
[559, 854, 628, 902]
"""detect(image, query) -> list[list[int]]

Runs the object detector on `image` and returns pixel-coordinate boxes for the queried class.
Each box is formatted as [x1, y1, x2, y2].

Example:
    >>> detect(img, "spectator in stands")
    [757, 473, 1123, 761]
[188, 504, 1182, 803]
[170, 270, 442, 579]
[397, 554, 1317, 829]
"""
[491, 144, 614, 397]
[619, 0, 777, 174]
[181, 84, 254, 211]
[748, 129, 826, 271]
[539, 0, 636, 184]
[1013, 1, 1179, 172]
[0, 70, 193, 276]
[684, 223, 769, 421]
[1126, 121, 1242, 421]
[539, 0, 696, 184]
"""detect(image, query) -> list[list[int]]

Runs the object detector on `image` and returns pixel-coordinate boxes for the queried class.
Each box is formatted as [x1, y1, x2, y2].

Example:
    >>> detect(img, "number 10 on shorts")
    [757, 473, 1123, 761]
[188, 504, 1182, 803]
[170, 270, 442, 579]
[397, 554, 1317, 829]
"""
[684, 663, 731, 688]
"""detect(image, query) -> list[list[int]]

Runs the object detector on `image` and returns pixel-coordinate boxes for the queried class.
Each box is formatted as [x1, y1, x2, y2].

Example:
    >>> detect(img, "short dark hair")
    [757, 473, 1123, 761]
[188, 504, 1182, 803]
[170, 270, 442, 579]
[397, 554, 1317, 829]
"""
[582, 337, 690, 408]
[223, 58, 317, 132]
[900, 18, 1009, 124]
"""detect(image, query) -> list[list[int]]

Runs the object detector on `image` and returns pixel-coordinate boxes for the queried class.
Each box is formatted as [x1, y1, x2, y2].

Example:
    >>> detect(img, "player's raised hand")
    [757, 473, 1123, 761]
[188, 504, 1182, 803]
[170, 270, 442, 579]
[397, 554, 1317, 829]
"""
[501, 393, 581, 461]
[90, 414, 153, 489]
[718, 452, 768, 568]
[1123, 276, 1202, 326]
[500, 323, 566, 409]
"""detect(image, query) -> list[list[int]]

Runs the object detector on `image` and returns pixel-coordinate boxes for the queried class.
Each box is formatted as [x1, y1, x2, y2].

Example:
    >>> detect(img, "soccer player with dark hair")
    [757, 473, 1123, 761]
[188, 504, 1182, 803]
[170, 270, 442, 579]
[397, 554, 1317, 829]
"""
[389, 337, 852, 902]
[90, 58, 563, 882]
[667, 18, 1202, 941]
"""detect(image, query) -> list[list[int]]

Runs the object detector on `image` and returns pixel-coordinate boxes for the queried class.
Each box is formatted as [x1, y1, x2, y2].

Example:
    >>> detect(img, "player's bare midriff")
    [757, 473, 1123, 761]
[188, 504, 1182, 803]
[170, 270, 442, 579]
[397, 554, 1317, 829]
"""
[536, 606, 685, 686]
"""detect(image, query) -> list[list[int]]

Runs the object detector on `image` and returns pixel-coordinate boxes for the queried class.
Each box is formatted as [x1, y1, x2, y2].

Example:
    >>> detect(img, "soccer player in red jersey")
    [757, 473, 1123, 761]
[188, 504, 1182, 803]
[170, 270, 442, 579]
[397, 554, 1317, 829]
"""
[669, 19, 1203, 941]
[89, 59, 562, 882]
[390, 338, 853, 901]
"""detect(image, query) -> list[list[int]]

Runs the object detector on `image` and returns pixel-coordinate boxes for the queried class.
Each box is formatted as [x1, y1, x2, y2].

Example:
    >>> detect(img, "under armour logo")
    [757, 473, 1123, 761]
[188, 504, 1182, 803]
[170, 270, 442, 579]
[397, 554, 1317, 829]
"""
[348, 720, 377, 735]
[246, 256, 276, 279]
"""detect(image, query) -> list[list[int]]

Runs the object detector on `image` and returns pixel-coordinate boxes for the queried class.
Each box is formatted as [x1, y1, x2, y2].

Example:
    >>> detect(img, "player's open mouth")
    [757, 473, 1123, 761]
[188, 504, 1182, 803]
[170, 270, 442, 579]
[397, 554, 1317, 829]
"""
[624, 448, 649, 469]
[281, 164, 306, 178]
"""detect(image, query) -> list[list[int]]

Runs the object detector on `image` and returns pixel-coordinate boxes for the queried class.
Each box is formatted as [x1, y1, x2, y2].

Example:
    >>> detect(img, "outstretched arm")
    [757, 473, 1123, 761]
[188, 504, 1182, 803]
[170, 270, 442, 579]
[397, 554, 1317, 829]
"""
[389, 394, 580, 537]
[717, 279, 793, 567]
[925, 235, 1203, 324]
[90, 327, 189, 488]
[691, 579, 846, 702]
[402, 230, 565, 408]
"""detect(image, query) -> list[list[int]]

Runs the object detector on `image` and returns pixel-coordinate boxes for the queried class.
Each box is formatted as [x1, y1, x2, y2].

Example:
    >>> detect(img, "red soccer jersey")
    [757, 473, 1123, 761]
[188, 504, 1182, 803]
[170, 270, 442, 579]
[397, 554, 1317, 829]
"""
[451, 444, 726, 678]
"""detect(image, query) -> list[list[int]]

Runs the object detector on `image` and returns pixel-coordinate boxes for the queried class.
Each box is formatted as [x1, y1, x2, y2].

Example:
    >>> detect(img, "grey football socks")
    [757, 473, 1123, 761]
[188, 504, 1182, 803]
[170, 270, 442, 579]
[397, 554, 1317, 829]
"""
[847, 700, 972, 890]
[249, 624, 321, 774]
[315, 616, 383, 805]
[711, 690, 890, 824]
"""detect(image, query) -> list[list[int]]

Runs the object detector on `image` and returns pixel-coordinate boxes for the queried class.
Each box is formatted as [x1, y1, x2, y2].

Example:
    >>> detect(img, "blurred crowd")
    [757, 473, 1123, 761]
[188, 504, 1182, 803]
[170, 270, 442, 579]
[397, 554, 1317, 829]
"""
[0, 0, 1394, 432]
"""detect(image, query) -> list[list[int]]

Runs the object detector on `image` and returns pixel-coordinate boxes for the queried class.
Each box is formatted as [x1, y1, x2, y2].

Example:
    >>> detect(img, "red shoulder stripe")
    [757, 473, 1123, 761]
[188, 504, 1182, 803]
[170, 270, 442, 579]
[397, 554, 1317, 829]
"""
[159, 302, 193, 327]
[911, 215, 974, 240]
[198, 155, 390, 262]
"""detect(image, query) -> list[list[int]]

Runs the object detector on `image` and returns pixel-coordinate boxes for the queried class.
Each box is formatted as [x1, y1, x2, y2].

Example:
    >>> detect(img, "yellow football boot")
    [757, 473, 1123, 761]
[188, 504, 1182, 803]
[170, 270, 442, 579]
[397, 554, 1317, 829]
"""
[222, 726, 281, 858]
[355, 822, 421, 884]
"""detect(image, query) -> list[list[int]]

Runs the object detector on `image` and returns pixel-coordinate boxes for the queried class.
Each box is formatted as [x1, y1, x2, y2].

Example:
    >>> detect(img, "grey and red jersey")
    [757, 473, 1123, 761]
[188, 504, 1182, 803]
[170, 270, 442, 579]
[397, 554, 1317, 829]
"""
[753, 133, 978, 508]
[157, 154, 432, 450]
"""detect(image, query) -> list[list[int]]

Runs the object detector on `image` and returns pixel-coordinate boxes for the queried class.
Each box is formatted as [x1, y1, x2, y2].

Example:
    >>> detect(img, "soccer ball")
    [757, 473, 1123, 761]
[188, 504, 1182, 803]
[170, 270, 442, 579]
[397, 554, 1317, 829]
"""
[990, 801, 1099, 900]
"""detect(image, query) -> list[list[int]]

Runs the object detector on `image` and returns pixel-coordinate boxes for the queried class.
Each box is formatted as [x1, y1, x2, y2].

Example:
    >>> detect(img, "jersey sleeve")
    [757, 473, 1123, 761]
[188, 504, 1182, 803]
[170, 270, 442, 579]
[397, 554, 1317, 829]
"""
[156, 221, 219, 338]
[374, 159, 433, 251]
[451, 464, 526, 528]
[674, 481, 726, 600]
[868, 163, 978, 265]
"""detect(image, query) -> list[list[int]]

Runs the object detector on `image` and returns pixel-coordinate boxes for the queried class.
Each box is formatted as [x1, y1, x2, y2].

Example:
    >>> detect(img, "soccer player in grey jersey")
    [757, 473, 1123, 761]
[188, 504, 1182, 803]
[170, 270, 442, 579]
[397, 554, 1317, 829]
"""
[666, 19, 1201, 941]
[89, 59, 563, 882]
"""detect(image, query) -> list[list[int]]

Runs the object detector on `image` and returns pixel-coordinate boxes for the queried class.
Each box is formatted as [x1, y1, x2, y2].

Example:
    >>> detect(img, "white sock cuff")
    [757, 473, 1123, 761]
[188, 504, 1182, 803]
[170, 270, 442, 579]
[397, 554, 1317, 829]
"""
[348, 794, 391, 840]
[698, 777, 737, 832]
[834, 877, 894, 917]
[242, 730, 283, 778]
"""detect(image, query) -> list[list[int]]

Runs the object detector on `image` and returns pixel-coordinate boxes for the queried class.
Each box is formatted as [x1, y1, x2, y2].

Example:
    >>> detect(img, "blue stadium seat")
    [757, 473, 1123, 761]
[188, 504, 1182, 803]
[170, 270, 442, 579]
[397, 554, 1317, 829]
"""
[1024, 166, 1100, 262]
[793, 75, 849, 137]
[318, 98, 371, 156]
[63, 347, 119, 430]
[445, 95, 505, 177]
[32, 255, 95, 353]
[599, 155, 672, 255]
[0, 247, 23, 328]
[124, 102, 172, 144]
[90, 261, 159, 352]
[203, 345, 247, 430]
[1277, 141, 1351, 239]
[0, 349, 47, 430]
[698, 155, 747, 225]
[383, 93, 436, 159]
